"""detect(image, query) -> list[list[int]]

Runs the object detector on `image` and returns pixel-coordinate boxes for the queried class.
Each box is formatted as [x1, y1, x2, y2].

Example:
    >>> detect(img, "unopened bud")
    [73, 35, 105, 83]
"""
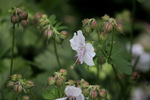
[81, 81, 89, 88]
[16, 74, 22, 80]
[7, 81, 15, 87]
[60, 31, 68, 39]
[21, 20, 28, 28]
[23, 88, 30, 94]
[19, 11, 28, 20]
[60, 69, 67, 76]
[105, 22, 113, 33]
[67, 80, 74, 86]
[83, 89, 90, 97]
[47, 77, 56, 86]
[25, 81, 34, 89]
[82, 19, 89, 26]
[55, 35, 63, 44]
[22, 96, 29, 100]
[14, 84, 22, 93]
[116, 24, 123, 33]
[102, 14, 110, 21]
[56, 77, 63, 86]
[11, 74, 17, 81]
[100, 32, 108, 42]
[60, 76, 66, 81]
[11, 15, 20, 24]
[84, 25, 92, 33]
[91, 21, 97, 29]
[45, 29, 52, 39]
[90, 90, 98, 99]
[99, 89, 107, 98]
[75, 80, 80, 87]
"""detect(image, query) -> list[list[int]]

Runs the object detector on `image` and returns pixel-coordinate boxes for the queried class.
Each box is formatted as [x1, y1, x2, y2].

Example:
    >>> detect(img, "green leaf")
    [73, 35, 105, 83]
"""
[55, 22, 62, 28]
[57, 26, 68, 31]
[112, 56, 132, 75]
[43, 87, 59, 100]
[49, 14, 56, 25]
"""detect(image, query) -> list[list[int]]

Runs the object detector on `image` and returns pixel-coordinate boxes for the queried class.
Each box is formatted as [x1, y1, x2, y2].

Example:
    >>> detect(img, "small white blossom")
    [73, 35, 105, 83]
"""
[70, 30, 96, 67]
[56, 86, 84, 100]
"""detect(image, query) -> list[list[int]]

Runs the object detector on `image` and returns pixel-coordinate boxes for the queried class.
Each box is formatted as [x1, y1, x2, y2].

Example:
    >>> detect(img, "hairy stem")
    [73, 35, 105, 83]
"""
[10, 24, 15, 76]
[53, 39, 61, 68]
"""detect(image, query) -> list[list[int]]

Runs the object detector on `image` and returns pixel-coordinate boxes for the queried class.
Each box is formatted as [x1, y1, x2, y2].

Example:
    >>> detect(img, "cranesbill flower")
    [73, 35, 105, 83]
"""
[56, 86, 84, 100]
[70, 30, 96, 68]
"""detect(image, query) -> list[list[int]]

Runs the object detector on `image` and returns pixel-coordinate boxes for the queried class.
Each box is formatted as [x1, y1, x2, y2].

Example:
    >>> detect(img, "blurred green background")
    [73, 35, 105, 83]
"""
[0, 0, 150, 100]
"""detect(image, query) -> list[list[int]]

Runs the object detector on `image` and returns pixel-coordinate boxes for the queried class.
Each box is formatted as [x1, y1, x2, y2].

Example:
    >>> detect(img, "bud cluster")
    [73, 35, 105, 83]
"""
[47, 69, 67, 86]
[31, 13, 68, 43]
[102, 14, 123, 33]
[82, 18, 97, 37]
[7, 74, 34, 95]
[10, 7, 28, 27]
[73, 79, 108, 100]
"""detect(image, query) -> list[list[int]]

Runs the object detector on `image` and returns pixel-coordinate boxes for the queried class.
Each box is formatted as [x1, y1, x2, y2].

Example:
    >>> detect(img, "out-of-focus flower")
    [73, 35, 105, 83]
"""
[56, 86, 84, 100]
[131, 43, 150, 72]
[70, 30, 96, 68]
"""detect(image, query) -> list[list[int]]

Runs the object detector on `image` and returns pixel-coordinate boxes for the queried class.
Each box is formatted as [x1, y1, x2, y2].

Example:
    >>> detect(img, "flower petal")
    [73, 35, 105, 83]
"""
[65, 86, 82, 97]
[83, 43, 96, 66]
[55, 97, 68, 100]
[70, 30, 85, 51]
[75, 94, 84, 100]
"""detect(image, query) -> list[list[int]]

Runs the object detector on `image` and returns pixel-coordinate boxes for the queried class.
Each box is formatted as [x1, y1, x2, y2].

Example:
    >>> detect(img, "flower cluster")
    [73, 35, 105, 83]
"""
[47, 69, 67, 86]
[7, 74, 34, 99]
[31, 13, 68, 43]
[10, 7, 28, 27]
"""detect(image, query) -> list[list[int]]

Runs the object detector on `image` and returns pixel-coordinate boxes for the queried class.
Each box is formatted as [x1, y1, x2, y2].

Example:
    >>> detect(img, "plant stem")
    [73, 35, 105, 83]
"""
[109, 27, 115, 58]
[10, 24, 15, 76]
[130, 0, 136, 54]
[53, 39, 61, 68]
[30, 91, 37, 100]
[98, 45, 108, 58]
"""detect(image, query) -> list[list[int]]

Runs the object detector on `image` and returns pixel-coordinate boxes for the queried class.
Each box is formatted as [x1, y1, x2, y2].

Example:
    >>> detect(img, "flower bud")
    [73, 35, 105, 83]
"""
[55, 35, 63, 44]
[75, 80, 80, 87]
[60, 69, 67, 76]
[7, 81, 15, 87]
[99, 89, 107, 98]
[56, 77, 63, 86]
[16, 74, 22, 80]
[67, 80, 74, 86]
[11, 15, 20, 24]
[21, 20, 28, 28]
[102, 14, 110, 21]
[116, 24, 123, 33]
[22, 96, 29, 100]
[60, 76, 66, 81]
[90, 90, 98, 99]
[83, 25, 92, 33]
[81, 81, 89, 88]
[11, 74, 17, 81]
[45, 29, 52, 39]
[83, 89, 90, 97]
[91, 21, 97, 29]
[47, 77, 56, 86]
[82, 19, 89, 26]
[100, 32, 108, 42]
[60, 31, 68, 39]
[14, 84, 22, 93]
[19, 11, 28, 20]
[105, 22, 113, 33]
[25, 81, 34, 89]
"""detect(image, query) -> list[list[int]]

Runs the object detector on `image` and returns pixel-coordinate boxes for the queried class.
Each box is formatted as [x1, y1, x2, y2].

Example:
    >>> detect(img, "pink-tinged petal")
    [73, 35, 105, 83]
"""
[75, 94, 84, 100]
[65, 86, 82, 97]
[77, 30, 85, 44]
[55, 97, 68, 100]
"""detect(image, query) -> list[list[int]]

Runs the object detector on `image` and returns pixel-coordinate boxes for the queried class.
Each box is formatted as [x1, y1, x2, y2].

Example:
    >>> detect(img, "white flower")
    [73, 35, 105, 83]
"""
[70, 30, 96, 67]
[56, 86, 84, 100]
